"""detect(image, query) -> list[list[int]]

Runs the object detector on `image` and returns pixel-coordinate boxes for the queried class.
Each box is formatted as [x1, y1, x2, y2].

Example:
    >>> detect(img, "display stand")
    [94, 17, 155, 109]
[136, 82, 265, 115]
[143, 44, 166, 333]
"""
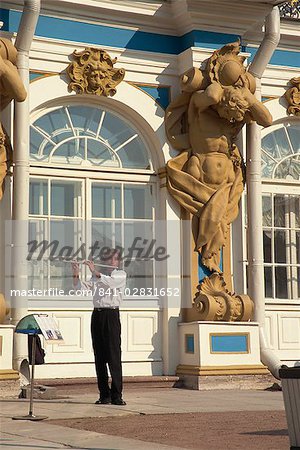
[12, 314, 63, 421]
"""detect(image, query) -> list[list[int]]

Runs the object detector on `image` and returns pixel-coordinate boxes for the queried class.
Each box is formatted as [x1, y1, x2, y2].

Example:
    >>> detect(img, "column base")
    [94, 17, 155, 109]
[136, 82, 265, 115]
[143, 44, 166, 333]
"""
[175, 372, 277, 390]
[0, 370, 20, 398]
[177, 321, 272, 390]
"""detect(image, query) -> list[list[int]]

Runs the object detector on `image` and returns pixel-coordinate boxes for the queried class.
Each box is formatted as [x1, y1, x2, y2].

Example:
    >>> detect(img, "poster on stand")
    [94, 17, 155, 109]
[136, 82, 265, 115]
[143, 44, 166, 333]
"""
[33, 314, 64, 343]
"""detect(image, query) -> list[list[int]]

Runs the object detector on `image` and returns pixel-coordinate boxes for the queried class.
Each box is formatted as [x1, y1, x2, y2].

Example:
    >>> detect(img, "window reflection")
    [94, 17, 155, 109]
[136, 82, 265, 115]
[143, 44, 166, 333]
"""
[275, 266, 288, 299]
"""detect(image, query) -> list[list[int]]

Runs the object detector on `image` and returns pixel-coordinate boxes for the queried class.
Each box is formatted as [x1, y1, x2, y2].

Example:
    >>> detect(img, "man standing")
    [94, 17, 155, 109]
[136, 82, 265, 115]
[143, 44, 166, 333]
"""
[71, 249, 126, 405]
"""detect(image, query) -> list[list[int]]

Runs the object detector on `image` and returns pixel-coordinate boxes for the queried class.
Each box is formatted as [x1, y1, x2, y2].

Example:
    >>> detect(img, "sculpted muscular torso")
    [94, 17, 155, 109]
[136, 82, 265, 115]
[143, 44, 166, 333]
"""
[186, 82, 272, 190]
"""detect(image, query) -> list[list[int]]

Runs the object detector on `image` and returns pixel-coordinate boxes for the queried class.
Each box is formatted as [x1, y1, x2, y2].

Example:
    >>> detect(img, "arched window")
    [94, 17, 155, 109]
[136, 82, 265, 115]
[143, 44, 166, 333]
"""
[261, 123, 300, 180]
[28, 102, 157, 295]
[261, 121, 300, 300]
[30, 104, 151, 170]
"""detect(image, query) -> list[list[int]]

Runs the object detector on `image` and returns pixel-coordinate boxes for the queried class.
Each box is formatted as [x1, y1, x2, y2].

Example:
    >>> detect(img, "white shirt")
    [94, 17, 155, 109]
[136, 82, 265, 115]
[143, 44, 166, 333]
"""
[75, 269, 126, 308]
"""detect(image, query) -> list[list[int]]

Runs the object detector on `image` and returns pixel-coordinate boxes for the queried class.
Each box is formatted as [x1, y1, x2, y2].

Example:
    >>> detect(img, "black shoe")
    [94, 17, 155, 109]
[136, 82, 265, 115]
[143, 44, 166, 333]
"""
[95, 397, 111, 404]
[111, 398, 126, 405]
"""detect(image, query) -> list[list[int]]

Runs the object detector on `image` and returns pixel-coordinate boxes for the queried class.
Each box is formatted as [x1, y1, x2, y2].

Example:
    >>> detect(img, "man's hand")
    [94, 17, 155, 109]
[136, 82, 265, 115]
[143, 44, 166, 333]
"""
[71, 261, 80, 277]
[84, 260, 100, 278]
[84, 260, 95, 273]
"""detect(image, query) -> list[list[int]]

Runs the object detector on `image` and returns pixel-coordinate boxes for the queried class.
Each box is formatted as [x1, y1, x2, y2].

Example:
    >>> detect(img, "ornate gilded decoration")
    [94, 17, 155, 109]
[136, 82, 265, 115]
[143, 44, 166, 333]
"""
[0, 38, 26, 202]
[279, 1, 300, 20]
[194, 273, 253, 322]
[66, 47, 125, 97]
[165, 41, 273, 321]
[285, 77, 300, 116]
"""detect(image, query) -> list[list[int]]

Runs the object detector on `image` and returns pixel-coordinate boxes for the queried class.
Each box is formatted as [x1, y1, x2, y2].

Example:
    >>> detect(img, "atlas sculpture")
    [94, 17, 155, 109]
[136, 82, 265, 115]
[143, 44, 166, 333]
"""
[165, 42, 273, 321]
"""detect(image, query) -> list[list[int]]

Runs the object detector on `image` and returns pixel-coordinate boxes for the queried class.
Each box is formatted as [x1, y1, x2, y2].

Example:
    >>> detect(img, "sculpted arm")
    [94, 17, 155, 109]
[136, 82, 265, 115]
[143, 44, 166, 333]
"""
[189, 82, 224, 114]
[244, 89, 272, 127]
[0, 56, 27, 104]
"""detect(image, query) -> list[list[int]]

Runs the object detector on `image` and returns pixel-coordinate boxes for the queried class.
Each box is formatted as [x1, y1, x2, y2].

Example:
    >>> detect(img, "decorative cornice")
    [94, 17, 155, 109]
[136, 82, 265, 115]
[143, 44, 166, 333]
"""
[171, 0, 283, 36]
[1, 0, 177, 36]
[2, 0, 292, 38]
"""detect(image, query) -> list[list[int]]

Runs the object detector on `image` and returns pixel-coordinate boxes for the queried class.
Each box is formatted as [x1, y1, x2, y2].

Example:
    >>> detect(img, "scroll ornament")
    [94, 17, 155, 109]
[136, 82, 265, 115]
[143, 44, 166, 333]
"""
[285, 77, 300, 116]
[194, 273, 253, 322]
[66, 47, 125, 97]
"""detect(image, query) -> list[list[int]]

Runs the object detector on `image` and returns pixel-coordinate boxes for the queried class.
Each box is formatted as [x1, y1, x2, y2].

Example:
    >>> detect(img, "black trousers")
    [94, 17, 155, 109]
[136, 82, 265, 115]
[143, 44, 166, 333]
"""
[91, 308, 123, 401]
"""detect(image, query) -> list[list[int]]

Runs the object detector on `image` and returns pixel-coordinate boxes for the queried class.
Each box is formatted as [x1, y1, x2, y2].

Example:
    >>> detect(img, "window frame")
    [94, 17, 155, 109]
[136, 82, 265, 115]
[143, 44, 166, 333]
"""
[261, 184, 300, 301]
[28, 165, 159, 297]
[29, 100, 155, 174]
[261, 120, 300, 181]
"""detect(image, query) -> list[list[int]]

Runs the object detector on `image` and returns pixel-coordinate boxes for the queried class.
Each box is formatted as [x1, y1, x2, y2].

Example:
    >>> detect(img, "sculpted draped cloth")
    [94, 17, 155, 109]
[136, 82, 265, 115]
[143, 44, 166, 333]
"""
[165, 91, 244, 273]
[166, 149, 244, 272]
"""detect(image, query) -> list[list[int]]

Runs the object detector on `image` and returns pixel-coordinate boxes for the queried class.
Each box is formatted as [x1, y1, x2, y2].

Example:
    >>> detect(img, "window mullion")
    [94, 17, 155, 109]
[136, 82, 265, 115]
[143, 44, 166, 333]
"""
[96, 111, 105, 139]
[285, 195, 292, 299]
[289, 196, 298, 299]
[271, 193, 276, 299]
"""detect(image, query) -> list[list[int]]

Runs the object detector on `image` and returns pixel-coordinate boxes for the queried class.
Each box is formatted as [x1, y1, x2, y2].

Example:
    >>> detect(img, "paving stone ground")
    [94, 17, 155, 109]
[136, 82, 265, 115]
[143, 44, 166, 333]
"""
[0, 384, 291, 450]
[48, 410, 289, 450]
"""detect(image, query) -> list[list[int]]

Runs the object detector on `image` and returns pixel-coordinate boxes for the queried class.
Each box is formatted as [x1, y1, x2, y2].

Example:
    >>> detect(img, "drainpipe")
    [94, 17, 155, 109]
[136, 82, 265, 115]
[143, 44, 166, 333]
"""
[247, 6, 283, 379]
[11, 0, 40, 372]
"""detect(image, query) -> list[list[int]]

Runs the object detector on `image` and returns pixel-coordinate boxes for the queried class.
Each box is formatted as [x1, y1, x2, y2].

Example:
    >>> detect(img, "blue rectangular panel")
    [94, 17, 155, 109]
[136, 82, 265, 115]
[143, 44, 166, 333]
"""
[211, 334, 248, 353]
[185, 334, 194, 353]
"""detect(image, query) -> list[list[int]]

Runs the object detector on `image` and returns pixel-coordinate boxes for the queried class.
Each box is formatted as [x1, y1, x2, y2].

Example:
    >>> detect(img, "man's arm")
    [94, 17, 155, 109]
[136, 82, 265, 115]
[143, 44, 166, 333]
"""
[71, 262, 80, 288]
[99, 270, 127, 289]
[83, 260, 126, 289]
[71, 261, 93, 290]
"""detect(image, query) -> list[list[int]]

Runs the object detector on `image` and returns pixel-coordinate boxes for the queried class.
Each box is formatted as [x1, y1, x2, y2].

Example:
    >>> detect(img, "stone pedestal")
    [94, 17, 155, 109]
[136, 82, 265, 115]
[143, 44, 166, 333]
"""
[177, 321, 268, 389]
[0, 325, 20, 398]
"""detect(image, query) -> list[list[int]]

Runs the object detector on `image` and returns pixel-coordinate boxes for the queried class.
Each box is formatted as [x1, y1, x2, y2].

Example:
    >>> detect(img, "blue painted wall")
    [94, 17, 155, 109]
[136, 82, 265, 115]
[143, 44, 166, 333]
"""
[242, 45, 300, 68]
[185, 334, 195, 353]
[198, 250, 223, 282]
[211, 334, 248, 353]
[136, 85, 170, 109]
[30, 72, 45, 82]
